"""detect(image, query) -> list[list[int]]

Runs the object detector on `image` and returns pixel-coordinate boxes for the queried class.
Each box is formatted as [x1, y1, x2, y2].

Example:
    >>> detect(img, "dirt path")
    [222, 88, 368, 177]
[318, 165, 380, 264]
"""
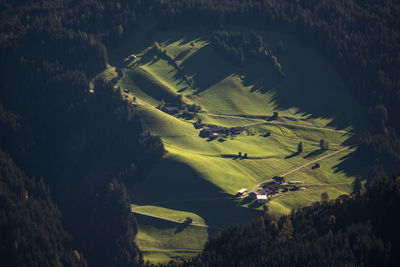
[131, 207, 221, 230]
[249, 146, 351, 192]
[207, 113, 349, 133]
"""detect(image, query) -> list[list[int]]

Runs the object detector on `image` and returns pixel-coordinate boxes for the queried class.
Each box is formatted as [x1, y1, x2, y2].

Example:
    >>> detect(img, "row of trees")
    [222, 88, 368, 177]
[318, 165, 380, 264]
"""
[296, 139, 329, 154]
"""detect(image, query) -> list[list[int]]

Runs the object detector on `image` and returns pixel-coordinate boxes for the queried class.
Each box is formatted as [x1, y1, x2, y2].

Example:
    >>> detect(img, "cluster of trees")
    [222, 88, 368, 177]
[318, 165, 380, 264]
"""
[212, 30, 284, 75]
[168, 170, 400, 267]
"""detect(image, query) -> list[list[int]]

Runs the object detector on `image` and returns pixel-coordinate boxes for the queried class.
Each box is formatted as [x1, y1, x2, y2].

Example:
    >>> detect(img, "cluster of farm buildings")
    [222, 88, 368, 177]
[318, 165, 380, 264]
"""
[237, 177, 305, 204]
[194, 120, 244, 138]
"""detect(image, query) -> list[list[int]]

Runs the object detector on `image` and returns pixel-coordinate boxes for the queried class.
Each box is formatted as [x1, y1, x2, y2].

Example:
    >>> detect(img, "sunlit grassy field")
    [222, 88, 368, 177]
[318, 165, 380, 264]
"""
[96, 14, 369, 264]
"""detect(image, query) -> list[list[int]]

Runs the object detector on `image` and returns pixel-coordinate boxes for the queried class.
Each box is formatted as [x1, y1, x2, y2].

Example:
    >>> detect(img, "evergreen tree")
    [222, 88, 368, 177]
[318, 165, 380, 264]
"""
[321, 192, 329, 202]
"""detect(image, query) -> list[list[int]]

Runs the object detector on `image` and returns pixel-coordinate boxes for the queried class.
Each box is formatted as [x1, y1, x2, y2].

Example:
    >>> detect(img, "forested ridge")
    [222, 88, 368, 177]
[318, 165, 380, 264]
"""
[0, 1, 164, 266]
[1, 0, 400, 266]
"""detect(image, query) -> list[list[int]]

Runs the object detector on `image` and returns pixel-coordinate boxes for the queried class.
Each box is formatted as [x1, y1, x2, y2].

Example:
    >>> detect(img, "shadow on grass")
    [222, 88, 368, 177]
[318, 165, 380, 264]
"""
[285, 151, 300, 159]
[239, 197, 254, 206]
[175, 221, 191, 234]
[333, 149, 369, 182]
[220, 154, 243, 160]
[249, 201, 265, 209]
[303, 149, 325, 159]
[131, 158, 263, 239]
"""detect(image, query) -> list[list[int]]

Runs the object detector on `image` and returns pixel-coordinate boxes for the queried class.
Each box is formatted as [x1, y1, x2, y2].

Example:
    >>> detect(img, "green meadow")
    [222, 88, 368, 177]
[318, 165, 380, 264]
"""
[94, 15, 370, 263]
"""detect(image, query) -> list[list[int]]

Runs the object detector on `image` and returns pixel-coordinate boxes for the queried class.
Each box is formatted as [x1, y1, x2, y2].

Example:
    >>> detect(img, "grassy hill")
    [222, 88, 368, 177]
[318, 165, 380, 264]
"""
[96, 15, 369, 264]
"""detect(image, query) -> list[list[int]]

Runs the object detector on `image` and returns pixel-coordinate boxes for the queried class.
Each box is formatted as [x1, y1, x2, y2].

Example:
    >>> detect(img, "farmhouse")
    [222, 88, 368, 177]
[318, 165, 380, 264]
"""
[237, 188, 248, 196]
[256, 194, 268, 204]
[162, 106, 179, 115]
[273, 176, 285, 184]
[262, 182, 280, 196]
[199, 126, 228, 137]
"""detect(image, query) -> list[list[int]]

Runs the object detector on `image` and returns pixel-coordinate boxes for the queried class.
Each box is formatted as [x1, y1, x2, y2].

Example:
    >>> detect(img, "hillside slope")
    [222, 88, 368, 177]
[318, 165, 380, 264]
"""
[97, 18, 369, 263]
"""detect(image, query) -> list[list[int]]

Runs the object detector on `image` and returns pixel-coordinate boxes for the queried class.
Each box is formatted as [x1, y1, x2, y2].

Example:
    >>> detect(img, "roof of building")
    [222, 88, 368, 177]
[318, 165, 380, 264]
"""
[256, 194, 268, 200]
[238, 188, 248, 194]
[163, 106, 179, 113]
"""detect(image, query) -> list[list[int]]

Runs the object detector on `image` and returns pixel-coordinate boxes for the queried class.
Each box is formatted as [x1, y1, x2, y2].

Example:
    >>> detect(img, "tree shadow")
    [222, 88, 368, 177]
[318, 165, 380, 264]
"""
[239, 196, 254, 206]
[180, 44, 236, 94]
[333, 150, 369, 181]
[285, 151, 299, 159]
[249, 201, 265, 209]
[303, 149, 326, 159]
[174, 49, 191, 62]
[175, 221, 191, 234]
[221, 154, 242, 160]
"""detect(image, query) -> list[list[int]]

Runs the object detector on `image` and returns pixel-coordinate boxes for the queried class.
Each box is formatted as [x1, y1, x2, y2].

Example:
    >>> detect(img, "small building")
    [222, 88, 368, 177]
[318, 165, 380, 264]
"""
[288, 181, 304, 184]
[200, 126, 228, 137]
[273, 176, 285, 184]
[210, 132, 219, 138]
[237, 188, 248, 196]
[230, 127, 244, 135]
[129, 54, 137, 60]
[162, 106, 179, 115]
[263, 182, 280, 195]
[256, 194, 268, 204]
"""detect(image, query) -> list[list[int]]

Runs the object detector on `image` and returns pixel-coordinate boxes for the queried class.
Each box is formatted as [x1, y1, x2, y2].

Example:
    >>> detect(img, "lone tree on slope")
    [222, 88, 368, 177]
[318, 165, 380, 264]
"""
[320, 139, 330, 150]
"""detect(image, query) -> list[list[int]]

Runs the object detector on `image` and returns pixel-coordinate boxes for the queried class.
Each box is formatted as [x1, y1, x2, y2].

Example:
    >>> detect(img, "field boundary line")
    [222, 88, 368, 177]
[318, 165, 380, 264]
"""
[207, 113, 349, 133]
[131, 208, 222, 230]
